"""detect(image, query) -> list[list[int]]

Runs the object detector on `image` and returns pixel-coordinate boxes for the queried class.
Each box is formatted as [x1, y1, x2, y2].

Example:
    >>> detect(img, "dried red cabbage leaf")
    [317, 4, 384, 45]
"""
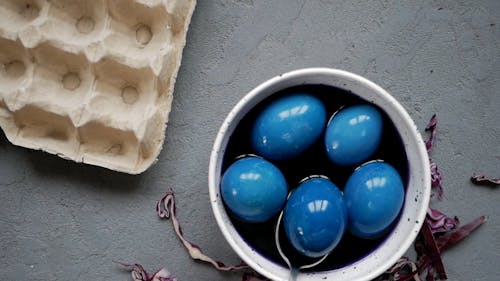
[425, 114, 438, 152]
[470, 175, 500, 186]
[425, 115, 443, 199]
[419, 220, 446, 279]
[374, 257, 422, 281]
[375, 114, 488, 281]
[416, 215, 486, 280]
[379, 215, 487, 281]
[429, 161, 444, 199]
[436, 215, 487, 252]
[118, 190, 249, 281]
[155, 189, 249, 271]
[114, 262, 176, 281]
[426, 208, 459, 234]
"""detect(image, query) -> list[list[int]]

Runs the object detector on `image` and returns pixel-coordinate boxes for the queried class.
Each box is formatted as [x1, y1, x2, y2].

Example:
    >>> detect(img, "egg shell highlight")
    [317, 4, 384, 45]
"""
[325, 104, 383, 166]
[283, 177, 347, 258]
[221, 156, 288, 223]
[344, 161, 405, 239]
[251, 94, 327, 161]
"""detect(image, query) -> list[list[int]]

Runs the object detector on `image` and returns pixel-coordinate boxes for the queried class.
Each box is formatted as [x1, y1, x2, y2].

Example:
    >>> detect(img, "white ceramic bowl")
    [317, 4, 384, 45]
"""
[209, 68, 430, 281]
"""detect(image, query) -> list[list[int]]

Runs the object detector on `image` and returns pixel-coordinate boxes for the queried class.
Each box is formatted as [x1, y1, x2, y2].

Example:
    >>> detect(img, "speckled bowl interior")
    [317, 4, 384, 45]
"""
[209, 68, 430, 281]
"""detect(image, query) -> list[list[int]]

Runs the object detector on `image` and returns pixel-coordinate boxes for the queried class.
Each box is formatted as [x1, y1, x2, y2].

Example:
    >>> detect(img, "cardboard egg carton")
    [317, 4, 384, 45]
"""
[0, 0, 196, 174]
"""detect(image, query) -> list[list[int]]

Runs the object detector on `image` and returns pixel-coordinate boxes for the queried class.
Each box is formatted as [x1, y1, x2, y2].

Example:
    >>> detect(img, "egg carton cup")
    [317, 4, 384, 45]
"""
[0, 0, 196, 174]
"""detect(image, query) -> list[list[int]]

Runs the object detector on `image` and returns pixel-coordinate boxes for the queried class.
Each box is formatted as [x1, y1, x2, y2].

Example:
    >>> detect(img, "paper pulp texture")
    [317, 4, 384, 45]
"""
[0, 0, 196, 174]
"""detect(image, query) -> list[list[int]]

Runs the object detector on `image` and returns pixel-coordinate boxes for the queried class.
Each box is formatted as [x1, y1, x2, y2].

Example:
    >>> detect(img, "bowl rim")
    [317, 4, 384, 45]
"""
[209, 67, 431, 281]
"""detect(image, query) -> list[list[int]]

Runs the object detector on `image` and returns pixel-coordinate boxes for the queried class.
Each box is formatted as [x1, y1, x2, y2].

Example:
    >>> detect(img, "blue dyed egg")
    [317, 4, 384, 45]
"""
[251, 94, 327, 161]
[221, 156, 288, 223]
[344, 161, 405, 239]
[324, 104, 383, 166]
[283, 177, 347, 258]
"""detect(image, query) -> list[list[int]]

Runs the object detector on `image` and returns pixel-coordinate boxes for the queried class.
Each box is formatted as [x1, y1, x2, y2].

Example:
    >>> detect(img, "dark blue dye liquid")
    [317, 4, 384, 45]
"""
[221, 84, 409, 270]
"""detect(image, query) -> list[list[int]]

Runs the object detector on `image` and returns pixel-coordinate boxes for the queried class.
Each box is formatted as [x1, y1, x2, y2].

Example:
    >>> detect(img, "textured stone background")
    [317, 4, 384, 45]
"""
[1, 0, 499, 280]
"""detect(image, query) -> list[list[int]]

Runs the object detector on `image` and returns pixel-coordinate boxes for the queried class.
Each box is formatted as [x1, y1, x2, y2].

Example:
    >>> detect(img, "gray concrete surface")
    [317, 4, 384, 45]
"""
[1, 0, 499, 280]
